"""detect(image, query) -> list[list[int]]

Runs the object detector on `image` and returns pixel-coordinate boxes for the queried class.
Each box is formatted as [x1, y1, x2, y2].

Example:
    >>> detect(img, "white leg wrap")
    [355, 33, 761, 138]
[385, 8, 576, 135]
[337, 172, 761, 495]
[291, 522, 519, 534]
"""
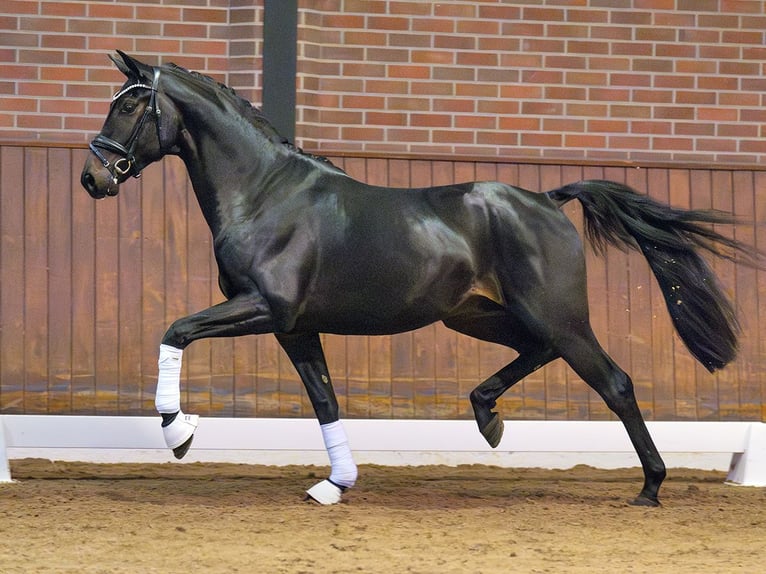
[155, 344, 183, 413]
[321, 420, 358, 488]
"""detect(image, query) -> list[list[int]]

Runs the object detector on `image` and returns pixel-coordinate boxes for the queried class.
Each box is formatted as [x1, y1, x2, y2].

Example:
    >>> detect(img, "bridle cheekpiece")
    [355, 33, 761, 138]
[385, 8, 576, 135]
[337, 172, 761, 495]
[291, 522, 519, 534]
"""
[89, 67, 162, 184]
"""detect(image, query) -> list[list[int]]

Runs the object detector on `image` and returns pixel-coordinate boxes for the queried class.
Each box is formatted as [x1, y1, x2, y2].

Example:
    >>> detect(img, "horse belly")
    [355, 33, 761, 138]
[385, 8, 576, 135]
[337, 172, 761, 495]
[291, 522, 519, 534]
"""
[299, 258, 478, 336]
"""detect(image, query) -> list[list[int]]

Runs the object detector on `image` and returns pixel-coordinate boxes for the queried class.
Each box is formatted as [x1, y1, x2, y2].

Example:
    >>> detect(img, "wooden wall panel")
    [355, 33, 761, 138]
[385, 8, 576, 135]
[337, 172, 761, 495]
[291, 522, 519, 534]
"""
[0, 146, 764, 423]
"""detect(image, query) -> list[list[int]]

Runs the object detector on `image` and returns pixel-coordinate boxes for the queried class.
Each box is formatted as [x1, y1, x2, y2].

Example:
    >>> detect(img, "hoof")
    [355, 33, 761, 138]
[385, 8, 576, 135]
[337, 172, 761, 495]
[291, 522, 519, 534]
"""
[480, 413, 504, 448]
[630, 495, 661, 507]
[172, 434, 195, 460]
[305, 479, 344, 505]
[162, 412, 199, 460]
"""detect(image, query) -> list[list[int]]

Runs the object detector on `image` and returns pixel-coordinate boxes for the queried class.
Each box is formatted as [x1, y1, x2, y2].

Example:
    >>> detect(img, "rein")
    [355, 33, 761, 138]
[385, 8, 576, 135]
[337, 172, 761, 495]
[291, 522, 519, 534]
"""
[89, 67, 162, 184]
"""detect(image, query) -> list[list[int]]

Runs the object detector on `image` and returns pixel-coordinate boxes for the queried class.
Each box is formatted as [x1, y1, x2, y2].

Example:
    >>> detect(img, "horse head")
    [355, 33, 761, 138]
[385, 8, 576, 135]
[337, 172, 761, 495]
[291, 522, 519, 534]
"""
[81, 51, 181, 198]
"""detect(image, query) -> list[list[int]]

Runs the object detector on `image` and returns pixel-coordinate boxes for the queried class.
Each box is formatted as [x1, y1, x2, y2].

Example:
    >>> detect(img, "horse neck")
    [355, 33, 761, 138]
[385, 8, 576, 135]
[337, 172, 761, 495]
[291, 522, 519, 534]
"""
[165, 77, 287, 235]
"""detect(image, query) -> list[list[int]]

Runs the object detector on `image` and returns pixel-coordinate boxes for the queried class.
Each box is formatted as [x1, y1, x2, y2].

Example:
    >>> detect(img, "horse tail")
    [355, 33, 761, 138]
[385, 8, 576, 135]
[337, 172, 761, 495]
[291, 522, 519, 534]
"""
[547, 179, 762, 372]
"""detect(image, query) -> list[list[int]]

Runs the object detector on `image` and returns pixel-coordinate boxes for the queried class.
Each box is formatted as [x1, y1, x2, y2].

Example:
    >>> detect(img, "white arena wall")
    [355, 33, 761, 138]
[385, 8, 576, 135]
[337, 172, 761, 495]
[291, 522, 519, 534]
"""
[1, 416, 764, 487]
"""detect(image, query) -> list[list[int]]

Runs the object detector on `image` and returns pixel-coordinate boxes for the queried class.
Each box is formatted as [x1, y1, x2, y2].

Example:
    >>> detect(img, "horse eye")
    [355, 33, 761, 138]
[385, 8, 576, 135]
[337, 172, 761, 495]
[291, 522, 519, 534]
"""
[120, 101, 137, 114]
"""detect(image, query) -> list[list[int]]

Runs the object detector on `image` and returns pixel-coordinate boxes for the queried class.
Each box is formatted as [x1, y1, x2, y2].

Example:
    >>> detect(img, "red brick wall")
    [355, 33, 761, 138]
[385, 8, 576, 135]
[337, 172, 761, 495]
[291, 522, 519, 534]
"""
[2, 1, 766, 165]
[0, 0, 261, 143]
[297, 0, 766, 165]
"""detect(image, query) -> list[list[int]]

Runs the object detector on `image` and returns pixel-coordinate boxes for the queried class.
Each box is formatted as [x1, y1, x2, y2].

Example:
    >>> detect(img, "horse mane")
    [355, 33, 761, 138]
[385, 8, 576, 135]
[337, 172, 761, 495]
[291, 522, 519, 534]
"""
[164, 63, 344, 173]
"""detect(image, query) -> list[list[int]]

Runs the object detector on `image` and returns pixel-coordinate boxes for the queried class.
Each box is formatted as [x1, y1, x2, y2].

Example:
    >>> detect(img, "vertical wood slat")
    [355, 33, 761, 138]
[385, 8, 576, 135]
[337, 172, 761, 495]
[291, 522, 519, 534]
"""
[0, 147, 25, 413]
[0, 146, 764, 424]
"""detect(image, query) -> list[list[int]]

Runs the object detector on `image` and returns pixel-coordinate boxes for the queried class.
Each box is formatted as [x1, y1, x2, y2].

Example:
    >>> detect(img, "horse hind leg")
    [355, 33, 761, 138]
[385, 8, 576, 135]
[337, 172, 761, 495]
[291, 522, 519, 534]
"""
[444, 314, 558, 448]
[469, 347, 558, 447]
[558, 329, 666, 506]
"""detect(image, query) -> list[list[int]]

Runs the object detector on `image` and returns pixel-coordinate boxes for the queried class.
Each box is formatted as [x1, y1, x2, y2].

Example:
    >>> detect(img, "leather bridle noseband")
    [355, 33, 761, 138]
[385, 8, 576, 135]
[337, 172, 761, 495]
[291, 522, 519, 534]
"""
[89, 67, 162, 184]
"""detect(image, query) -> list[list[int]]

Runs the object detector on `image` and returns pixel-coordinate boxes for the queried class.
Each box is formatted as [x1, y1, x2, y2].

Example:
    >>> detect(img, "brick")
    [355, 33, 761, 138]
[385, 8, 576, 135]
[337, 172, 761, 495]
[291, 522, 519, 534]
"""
[674, 123, 715, 136]
[676, 0, 718, 12]
[567, 103, 608, 117]
[610, 105, 651, 119]
[412, 50, 454, 65]
[389, 33, 431, 48]
[343, 95, 386, 109]
[386, 97, 430, 111]
[457, 20, 499, 35]
[545, 86, 587, 101]
[456, 83, 498, 98]
[456, 52, 498, 67]
[478, 5, 521, 20]
[653, 107, 695, 120]
[42, 2, 87, 17]
[455, 115, 496, 130]
[433, 129, 474, 144]
[434, 35, 476, 51]
[412, 18, 453, 33]
[632, 121, 672, 135]
[521, 101, 564, 116]
[476, 131, 518, 146]
[590, 88, 630, 102]
[366, 48, 410, 63]
[365, 79, 407, 94]
[388, 128, 429, 143]
[410, 82, 453, 96]
[721, 0, 764, 13]
[720, 61, 760, 76]
[566, 71, 608, 85]
[182, 8, 228, 24]
[136, 6, 183, 21]
[478, 99, 521, 114]
[521, 133, 562, 148]
[434, 3, 476, 18]
[566, 134, 607, 149]
[544, 118, 585, 132]
[87, 3, 134, 19]
[498, 116, 542, 132]
[320, 14, 365, 28]
[366, 111, 407, 126]
[588, 119, 629, 133]
[503, 23, 545, 37]
[388, 65, 430, 79]
[610, 136, 650, 150]
[388, 2, 431, 16]
[675, 91, 716, 105]
[611, 42, 653, 57]
[633, 90, 673, 103]
[411, 114, 451, 128]
[719, 92, 759, 106]
[697, 138, 737, 152]
[367, 16, 410, 31]
[433, 99, 475, 113]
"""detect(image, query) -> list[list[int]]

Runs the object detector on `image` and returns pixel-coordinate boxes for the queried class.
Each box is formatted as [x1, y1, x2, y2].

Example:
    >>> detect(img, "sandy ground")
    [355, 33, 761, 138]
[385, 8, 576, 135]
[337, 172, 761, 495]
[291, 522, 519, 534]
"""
[1, 460, 764, 573]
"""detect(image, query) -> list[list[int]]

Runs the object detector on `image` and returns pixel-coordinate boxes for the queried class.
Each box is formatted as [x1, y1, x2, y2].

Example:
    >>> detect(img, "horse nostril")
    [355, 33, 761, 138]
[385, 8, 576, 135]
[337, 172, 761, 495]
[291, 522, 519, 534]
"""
[81, 171, 96, 192]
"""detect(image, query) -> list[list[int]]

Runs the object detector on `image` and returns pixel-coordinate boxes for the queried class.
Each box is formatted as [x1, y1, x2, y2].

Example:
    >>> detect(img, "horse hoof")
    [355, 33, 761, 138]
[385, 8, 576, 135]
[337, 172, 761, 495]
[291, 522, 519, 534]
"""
[480, 413, 504, 448]
[172, 435, 195, 460]
[162, 412, 199, 459]
[629, 495, 661, 507]
[305, 479, 344, 505]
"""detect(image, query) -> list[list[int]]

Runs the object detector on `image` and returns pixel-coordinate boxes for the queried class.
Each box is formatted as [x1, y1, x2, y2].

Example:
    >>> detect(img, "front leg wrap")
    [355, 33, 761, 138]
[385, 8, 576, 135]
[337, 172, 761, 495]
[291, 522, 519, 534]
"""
[156, 344, 198, 458]
[306, 420, 358, 505]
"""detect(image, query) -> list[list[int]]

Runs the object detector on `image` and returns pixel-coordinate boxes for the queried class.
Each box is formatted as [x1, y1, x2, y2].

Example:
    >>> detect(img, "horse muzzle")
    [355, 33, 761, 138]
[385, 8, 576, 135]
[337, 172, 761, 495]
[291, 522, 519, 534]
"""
[81, 158, 121, 199]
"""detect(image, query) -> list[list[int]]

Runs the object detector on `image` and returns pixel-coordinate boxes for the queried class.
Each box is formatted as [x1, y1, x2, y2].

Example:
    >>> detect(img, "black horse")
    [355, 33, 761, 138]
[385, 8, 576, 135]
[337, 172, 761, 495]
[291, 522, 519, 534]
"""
[82, 52, 759, 506]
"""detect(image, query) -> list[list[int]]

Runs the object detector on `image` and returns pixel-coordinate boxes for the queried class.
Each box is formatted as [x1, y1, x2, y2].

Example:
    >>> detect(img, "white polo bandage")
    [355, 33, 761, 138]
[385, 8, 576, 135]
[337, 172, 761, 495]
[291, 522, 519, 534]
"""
[320, 420, 358, 488]
[155, 344, 183, 413]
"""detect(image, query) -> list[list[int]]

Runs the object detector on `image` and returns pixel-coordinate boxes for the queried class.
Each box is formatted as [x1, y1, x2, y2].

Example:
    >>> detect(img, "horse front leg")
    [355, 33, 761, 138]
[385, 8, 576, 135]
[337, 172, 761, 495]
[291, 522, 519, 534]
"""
[156, 292, 275, 459]
[276, 332, 358, 505]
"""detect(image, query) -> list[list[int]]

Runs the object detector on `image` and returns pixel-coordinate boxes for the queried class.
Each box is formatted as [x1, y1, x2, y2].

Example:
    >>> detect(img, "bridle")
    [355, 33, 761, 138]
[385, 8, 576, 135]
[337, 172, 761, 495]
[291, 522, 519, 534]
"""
[89, 67, 162, 184]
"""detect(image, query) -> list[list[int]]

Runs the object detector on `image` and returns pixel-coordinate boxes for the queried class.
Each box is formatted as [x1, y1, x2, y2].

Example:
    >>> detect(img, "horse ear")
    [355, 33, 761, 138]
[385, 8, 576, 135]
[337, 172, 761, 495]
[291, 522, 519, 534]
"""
[109, 50, 153, 81]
